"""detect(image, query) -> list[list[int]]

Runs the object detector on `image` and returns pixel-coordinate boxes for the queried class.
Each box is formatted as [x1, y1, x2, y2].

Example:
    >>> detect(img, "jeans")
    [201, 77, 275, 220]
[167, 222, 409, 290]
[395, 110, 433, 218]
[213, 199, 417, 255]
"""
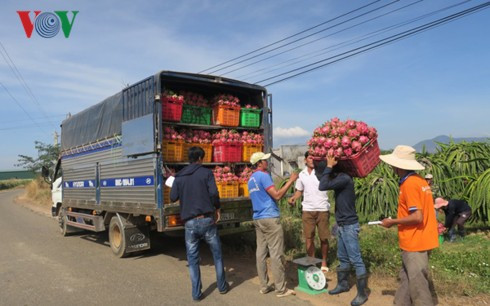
[185, 217, 227, 300]
[336, 222, 367, 276]
[449, 210, 472, 241]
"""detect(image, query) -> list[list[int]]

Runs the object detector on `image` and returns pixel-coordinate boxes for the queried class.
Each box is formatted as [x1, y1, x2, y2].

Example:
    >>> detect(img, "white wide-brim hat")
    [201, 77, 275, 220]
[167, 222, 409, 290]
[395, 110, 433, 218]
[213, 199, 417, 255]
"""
[379, 145, 425, 170]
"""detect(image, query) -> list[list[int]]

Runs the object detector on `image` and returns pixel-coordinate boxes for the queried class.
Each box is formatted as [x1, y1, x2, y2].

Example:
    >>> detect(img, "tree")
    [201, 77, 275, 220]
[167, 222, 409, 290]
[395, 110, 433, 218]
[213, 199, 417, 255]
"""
[16, 141, 60, 173]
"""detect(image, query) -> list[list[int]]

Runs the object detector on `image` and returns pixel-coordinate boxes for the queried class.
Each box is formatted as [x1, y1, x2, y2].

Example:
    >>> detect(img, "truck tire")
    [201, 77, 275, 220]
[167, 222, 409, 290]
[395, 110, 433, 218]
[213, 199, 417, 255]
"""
[59, 209, 75, 236]
[109, 216, 127, 258]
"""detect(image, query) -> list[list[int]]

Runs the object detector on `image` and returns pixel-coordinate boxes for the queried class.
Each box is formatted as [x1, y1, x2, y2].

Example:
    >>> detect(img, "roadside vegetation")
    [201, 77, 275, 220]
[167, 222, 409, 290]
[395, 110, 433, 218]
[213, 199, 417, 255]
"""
[22, 177, 52, 206]
[0, 178, 32, 190]
[276, 140, 490, 296]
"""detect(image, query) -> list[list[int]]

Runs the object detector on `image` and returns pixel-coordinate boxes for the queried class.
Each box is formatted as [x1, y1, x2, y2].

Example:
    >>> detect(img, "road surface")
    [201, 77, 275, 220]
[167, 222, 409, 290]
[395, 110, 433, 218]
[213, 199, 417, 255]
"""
[0, 189, 316, 306]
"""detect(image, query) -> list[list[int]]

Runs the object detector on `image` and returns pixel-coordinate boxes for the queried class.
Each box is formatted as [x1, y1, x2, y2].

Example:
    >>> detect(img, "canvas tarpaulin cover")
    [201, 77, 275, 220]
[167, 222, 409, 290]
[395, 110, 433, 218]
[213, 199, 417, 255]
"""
[61, 92, 122, 151]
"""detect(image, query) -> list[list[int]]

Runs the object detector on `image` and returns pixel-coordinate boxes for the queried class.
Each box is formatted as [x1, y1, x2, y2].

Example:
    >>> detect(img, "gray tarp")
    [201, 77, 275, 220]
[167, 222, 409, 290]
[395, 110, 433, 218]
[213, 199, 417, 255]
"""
[61, 92, 122, 151]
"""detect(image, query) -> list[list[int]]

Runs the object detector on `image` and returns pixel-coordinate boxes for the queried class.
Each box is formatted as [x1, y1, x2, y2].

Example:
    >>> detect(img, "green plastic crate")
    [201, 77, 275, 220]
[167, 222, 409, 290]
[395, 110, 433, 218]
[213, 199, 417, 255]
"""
[240, 108, 261, 127]
[181, 105, 212, 125]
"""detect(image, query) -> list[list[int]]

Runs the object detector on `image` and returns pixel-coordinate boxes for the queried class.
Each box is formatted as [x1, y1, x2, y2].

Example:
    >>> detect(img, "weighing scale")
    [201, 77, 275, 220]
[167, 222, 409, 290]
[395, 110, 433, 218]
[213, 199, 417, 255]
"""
[292, 256, 327, 295]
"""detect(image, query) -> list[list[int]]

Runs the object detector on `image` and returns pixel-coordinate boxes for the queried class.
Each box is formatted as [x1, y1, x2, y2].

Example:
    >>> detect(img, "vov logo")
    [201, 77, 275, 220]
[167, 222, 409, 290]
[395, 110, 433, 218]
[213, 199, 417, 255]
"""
[17, 11, 79, 38]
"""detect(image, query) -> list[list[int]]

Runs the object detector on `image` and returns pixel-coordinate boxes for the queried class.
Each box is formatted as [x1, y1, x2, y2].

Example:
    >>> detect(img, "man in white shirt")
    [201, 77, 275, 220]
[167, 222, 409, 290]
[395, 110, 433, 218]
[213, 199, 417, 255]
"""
[288, 151, 331, 271]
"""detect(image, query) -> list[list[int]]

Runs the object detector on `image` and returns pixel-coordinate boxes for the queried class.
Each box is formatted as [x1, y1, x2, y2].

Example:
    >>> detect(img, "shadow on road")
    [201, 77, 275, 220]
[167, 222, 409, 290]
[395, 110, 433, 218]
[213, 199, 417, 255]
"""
[74, 228, 269, 294]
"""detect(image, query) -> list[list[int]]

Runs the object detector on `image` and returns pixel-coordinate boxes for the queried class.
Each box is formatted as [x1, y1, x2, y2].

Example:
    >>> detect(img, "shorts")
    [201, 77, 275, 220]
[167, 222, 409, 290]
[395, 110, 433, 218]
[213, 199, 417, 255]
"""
[302, 211, 330, 241]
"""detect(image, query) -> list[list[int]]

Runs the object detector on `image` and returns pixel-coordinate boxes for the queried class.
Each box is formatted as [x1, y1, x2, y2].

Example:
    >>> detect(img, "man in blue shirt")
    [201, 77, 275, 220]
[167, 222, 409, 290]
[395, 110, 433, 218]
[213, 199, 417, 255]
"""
[248, 152, 298, 298]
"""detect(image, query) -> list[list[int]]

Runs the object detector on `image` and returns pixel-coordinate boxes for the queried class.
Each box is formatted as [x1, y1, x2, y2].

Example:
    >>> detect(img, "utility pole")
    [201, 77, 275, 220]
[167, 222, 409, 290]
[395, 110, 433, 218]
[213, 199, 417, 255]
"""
[53, 131, 59, 146]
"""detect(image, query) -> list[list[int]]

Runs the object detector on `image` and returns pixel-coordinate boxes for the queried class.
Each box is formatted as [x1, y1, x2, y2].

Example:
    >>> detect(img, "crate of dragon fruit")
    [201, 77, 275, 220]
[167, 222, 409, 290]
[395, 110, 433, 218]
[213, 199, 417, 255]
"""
[212, 94, 241, 127]
[240, 105, 261, 128]
[214, 166, 240, 198]
[212, 129, 242, 162]
[181, 129, 213, 163]
[180, 91, 212, 125]
[308, 118, 380, 178]
[162, 91, 184, 122]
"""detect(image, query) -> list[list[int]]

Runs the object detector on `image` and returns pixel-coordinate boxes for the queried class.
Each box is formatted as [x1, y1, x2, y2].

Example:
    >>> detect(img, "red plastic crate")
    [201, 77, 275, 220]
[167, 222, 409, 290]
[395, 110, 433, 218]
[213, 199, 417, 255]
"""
[338, 138, 381, 178]
[162, 100, 183, 122]
[213, 143, 242, 162]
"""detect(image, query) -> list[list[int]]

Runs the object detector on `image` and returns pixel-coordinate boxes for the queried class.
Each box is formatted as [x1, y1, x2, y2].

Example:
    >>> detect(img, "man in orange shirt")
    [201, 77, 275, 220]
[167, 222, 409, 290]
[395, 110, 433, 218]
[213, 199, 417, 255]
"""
[379, 145, 438, 306]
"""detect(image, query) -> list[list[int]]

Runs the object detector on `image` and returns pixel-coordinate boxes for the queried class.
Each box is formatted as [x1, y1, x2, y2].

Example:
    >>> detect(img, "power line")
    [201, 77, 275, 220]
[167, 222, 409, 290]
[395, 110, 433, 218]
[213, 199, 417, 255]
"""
[0, 122, 56, 131]
[239, 0, 471, 82]
[199, 0, 393, 74]
[0, 41, 57, 129]
[0, 114, 65, 125]
[209, 0, 402, 75]
[223, 0, 424, 77]
[258, 2, 490, 87]
[0, 82, 49, 134]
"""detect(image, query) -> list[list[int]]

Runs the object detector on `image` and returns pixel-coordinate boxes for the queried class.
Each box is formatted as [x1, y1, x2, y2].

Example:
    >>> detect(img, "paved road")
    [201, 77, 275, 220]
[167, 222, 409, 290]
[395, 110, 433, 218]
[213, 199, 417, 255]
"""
[0, 189, 311, 306]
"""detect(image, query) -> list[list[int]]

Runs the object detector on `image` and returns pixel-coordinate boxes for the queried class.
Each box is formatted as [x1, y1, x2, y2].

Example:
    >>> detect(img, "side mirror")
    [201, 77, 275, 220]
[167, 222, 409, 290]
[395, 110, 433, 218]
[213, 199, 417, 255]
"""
[41, 166, 52, 185]
[41, 166, 50, 178]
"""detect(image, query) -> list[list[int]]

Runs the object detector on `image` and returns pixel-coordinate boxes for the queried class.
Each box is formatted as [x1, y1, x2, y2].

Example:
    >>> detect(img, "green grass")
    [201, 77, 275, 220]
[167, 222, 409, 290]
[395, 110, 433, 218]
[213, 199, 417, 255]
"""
[430, 233, 490, 296]
[276, 213, 490, 296]
[0, 179, 32, 190]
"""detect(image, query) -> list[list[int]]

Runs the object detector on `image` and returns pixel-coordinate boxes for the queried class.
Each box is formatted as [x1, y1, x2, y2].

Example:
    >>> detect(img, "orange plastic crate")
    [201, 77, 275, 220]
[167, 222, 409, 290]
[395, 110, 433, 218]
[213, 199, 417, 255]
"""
[239, 182, 249, 197]
[213, 104, 240, 126]
[162, 140, 184, 162]
[164, 186, 171, 204]
[242, 144, 263, 162]
[164, 186, 179, 204]
[183, 143, 212, 163]
[217, 182, 239, 198]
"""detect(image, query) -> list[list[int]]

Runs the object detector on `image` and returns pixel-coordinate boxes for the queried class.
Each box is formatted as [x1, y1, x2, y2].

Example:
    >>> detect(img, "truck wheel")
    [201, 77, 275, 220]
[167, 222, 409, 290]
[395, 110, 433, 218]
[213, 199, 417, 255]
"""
[59, 210, 75, 236]
[109, 216, 127, 258]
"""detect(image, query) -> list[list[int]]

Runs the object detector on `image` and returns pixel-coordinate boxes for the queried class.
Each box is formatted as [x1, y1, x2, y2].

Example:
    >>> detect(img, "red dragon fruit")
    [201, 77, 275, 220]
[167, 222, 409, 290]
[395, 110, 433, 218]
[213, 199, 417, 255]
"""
[341, 136, 351, 148]
[308, 118, 378, 159]
[351, 140, 362, 152]
[324, 138, 333, 148]
[359, 135, 369, 145]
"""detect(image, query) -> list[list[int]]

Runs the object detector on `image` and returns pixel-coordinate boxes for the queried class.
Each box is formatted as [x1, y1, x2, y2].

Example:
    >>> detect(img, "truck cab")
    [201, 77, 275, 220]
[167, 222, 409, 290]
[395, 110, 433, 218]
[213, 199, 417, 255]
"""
[51, 176, 62, 217]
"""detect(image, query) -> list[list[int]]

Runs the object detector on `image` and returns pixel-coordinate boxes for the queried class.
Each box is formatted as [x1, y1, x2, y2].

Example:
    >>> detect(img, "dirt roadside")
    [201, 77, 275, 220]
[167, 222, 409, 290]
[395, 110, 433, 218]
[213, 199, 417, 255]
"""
[12, 188, 489, 306]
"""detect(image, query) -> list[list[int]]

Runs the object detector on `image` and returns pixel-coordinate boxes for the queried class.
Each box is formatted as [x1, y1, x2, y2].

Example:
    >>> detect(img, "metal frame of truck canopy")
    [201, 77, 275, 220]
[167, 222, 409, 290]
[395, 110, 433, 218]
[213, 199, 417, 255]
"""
[57, 71, 272, 235]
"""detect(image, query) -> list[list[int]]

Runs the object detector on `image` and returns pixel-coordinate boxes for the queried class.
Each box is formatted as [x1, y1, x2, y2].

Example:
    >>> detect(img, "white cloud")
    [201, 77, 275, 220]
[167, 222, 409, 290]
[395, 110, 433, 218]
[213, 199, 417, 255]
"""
[274, 126, 310, 138]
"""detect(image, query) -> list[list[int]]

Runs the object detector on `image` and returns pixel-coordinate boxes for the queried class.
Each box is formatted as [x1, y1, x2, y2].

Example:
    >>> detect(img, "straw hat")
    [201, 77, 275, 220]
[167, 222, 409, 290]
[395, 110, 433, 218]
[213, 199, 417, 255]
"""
[250, 152, 271, 165]
[425, 173, 433, 179]
[379, 145, 425, 170]
[434, 197, 449, 209]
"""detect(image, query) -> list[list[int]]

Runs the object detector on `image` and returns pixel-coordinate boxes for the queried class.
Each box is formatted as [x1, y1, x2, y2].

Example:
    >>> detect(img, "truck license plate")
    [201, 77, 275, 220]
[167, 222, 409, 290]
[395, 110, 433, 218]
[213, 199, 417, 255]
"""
[220, 212, 235, 221]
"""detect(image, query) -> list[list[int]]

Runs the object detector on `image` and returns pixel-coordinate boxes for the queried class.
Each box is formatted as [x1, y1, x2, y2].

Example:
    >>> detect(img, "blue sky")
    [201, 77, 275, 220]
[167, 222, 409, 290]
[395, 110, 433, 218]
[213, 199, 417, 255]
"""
[1, 0, 489, 170]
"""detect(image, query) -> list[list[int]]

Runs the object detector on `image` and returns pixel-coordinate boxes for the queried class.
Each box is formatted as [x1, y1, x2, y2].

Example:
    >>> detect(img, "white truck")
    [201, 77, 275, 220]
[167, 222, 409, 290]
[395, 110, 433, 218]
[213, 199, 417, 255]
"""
[43, 71, 272, 257]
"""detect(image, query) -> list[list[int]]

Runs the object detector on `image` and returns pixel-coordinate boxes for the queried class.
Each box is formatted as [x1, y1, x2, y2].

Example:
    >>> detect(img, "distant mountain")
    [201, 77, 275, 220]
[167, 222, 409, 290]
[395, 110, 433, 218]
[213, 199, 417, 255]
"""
[413, 135, 489, 153]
